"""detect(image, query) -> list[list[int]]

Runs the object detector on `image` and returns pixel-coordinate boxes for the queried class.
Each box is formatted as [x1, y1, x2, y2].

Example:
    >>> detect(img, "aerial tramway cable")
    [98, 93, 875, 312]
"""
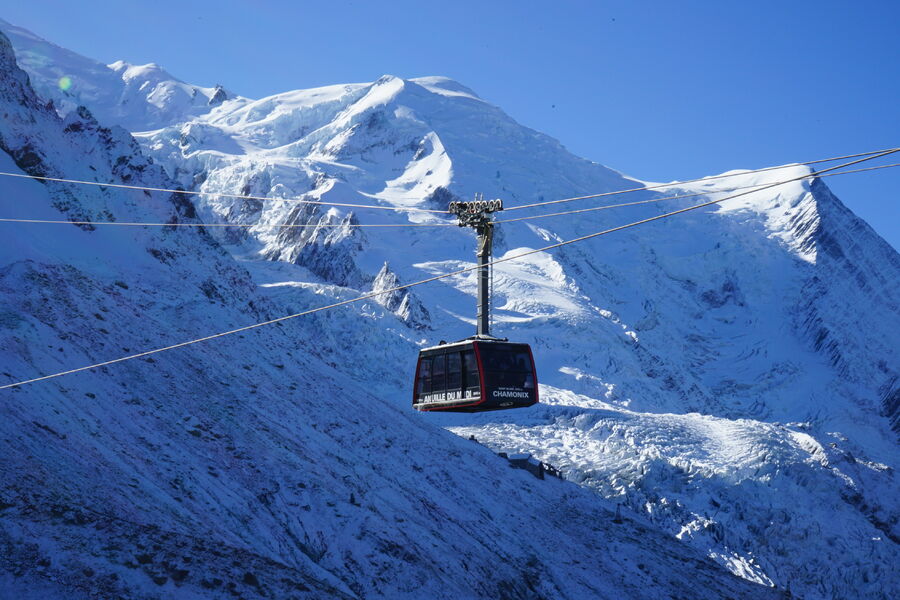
[1, 160, 897, 230]
[3, 148, 894, 391]
[495, 162, 900, 225]
[0, 170, 451, 214]
[0, 148, 894, 225]
[503, 147, 900, 212]
[0, 217, 456, 228]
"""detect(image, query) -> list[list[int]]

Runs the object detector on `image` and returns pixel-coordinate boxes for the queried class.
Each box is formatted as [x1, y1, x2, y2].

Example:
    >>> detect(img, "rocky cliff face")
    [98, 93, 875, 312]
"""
[371, 263, 430, 329]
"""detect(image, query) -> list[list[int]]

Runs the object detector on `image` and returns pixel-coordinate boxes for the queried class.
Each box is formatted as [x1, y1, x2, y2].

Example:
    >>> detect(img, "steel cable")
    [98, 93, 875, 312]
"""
[0, 170, 450, 214]
[496, 162, 900, 225]
[0, 217, 455, 228]
[503, 147, 900, 212]
[2, 162, 896, 230]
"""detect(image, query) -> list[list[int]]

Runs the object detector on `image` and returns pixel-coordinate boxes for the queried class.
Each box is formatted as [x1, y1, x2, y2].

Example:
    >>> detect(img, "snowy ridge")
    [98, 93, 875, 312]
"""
[2, 20, 899, 600]
[0, 18, 244, 131]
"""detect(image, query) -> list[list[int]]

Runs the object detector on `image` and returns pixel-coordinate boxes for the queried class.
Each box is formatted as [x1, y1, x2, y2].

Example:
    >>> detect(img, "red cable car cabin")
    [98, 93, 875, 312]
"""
[413, 339, 538, 412]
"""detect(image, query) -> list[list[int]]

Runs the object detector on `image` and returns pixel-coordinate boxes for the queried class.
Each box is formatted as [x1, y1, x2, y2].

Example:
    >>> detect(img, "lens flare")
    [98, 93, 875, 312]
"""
[58, 76, 72, 91]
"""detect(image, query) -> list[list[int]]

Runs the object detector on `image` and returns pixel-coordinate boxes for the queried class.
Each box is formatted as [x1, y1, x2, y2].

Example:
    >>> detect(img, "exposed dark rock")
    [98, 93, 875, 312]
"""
[208, 84, 227, 106]
[424, 185, 460, 211]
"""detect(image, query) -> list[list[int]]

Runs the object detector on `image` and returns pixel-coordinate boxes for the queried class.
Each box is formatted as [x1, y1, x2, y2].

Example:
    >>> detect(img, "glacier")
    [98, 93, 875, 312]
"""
[1, 18, 898, 600]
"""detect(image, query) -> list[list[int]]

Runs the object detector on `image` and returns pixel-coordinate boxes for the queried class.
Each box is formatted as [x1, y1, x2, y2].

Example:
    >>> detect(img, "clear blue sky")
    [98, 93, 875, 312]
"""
[4, 0, 898, 248]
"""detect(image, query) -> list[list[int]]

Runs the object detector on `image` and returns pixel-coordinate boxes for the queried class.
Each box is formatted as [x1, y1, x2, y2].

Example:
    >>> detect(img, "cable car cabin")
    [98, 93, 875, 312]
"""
[413, 340, 538, 412]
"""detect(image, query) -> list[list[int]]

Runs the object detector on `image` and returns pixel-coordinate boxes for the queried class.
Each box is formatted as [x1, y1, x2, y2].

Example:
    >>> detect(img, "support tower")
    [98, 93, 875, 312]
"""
[448, 195, 504, 338]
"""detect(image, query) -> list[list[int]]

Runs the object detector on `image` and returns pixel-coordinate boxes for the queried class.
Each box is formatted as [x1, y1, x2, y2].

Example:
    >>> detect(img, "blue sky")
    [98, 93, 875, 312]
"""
[4, 0, 898, 247]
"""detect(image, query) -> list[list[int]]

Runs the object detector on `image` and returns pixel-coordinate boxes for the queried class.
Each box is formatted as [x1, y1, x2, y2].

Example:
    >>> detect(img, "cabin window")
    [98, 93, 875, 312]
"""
[417, 357, 433, 394]
[478, 345, 534, 389]
[447, 352, 462, 391]
[432, 353, 447, 393]
[513, 352, 534, 388]
[463, 350, 480, 396]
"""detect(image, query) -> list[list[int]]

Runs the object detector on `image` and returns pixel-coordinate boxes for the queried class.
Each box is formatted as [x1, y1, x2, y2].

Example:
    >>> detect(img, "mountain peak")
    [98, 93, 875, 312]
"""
[410, 76, 482, 101]
[374, 73, 401, 84]
[0, 28, 16, 66]
[0, 30, 39, 108]
[108, 59, 172, 82]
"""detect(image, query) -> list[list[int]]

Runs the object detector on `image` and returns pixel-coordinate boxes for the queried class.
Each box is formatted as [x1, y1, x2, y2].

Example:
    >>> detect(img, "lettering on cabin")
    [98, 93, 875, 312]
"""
[420, 389, 480, 403]
[492, 390, 531, 399]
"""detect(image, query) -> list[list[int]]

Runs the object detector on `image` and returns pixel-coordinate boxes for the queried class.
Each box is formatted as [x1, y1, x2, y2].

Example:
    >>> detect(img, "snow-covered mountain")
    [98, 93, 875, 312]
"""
[137, 77, 899, 599]
[1, 19, 898, 600]
[0, 27, 783, 600]
[0, 17, 240, 131]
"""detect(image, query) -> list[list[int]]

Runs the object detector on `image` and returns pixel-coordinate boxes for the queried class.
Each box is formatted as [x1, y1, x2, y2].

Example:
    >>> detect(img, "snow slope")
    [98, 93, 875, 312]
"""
[0, 29, 778, 599]
[2, 19, 899, 600]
